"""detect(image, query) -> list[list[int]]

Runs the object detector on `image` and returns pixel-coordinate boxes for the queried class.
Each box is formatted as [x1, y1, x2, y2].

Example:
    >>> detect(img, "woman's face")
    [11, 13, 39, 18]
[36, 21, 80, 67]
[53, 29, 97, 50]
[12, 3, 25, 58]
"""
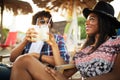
[85, 13, 99, 36]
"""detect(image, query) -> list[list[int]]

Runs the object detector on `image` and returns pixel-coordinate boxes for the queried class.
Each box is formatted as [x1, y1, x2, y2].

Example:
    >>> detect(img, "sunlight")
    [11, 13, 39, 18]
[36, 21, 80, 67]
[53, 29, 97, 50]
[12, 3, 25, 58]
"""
[2, 0, 120, 33]
[2, 0, 66, 33]
[15, 14, 32, 32]
[3, 11, 32, 32]
[110, 0, 120, 17]
[3, 11, 14, 28]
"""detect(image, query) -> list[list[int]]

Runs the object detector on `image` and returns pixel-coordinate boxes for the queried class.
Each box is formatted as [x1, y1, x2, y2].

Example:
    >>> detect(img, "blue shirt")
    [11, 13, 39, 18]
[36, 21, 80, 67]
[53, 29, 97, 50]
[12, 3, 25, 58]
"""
[22, 34, 70, 63]
[117, 29, 120, 35]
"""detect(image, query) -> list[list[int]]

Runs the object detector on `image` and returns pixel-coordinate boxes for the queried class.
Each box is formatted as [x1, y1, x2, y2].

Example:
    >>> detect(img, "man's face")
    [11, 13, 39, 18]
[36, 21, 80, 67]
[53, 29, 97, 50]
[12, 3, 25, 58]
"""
[36, 17, 51, 28]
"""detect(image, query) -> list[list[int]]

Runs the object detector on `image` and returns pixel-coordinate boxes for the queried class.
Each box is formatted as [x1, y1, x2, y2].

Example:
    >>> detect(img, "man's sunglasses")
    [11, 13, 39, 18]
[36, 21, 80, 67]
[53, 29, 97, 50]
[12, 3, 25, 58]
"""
[37, 17, 51, 24]
[37, 19, 48, 24]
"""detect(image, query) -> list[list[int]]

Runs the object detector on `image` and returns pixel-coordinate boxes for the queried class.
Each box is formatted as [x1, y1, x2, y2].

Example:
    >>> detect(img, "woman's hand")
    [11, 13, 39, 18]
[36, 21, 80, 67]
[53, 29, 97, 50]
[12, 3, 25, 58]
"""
[25, 28, 38, 42]
[45, 67, 68, 80]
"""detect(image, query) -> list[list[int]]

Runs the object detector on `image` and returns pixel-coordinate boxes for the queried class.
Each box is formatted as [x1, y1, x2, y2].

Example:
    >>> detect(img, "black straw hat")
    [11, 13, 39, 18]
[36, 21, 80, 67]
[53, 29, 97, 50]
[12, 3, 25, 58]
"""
[83, 1, 120, 29]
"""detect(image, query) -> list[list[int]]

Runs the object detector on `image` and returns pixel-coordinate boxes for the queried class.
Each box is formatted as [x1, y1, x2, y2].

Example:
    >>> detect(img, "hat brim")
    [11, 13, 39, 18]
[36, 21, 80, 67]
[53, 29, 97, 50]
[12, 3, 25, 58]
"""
[83, 8, 120, 29]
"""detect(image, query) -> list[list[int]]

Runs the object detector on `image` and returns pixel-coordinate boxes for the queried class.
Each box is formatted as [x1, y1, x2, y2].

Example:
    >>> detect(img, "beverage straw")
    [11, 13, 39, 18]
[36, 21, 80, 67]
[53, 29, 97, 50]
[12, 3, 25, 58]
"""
[47, 17, 52, 25]
[36, 17, 52, 25]
[36, 18, 39, 25]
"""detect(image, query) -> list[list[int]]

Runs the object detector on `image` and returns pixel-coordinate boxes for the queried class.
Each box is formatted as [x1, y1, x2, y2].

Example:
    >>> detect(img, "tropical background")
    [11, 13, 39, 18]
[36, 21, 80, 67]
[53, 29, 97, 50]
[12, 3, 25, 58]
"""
[0, 0, 120, 51]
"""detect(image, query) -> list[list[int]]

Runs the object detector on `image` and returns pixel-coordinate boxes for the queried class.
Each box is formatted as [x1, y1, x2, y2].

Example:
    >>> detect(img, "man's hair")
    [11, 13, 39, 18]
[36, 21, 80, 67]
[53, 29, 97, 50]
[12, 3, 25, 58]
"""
[32, 10, 53, 28]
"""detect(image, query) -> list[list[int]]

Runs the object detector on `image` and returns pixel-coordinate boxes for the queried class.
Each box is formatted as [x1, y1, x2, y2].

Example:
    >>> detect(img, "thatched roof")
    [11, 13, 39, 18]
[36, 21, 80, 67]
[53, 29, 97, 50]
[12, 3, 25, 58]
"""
[0, 0, 33, 42]
[0, 0, 33, 15]
[32, 0, 114, 35]
[32, 0, 113, 15]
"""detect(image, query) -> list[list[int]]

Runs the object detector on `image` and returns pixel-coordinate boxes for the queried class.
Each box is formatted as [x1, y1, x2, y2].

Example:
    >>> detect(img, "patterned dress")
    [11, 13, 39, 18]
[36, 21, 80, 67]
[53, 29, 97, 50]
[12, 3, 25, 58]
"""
[74, 36, 120, 78]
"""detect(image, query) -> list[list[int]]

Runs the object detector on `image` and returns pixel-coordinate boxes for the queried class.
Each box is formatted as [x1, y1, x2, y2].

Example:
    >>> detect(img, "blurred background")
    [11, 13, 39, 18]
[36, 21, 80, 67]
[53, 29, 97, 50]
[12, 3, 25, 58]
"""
[0, 0, 120, 52]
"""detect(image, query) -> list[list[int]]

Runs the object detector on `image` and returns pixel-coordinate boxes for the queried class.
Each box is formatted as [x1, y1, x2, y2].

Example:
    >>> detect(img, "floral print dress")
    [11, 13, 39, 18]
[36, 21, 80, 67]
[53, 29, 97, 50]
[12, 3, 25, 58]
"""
[74, 36, 120, 78]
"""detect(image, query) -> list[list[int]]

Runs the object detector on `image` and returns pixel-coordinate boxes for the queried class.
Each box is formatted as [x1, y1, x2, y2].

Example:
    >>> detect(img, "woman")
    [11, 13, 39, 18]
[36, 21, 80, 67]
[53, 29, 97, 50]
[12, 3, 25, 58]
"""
[10, 11, 69, 80]
[45, 1, 120, 80]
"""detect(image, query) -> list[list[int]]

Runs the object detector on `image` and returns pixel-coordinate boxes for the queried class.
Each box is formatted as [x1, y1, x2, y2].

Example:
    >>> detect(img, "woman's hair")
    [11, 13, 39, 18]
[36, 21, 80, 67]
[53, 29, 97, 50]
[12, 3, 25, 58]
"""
[81, 12, 117, 54]
[32, 10, 53, 28]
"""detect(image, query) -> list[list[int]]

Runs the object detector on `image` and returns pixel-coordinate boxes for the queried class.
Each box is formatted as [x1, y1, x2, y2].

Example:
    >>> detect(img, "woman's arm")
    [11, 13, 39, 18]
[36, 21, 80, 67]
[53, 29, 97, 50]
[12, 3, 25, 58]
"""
[63, 67, 78, 79]
[45, 66, 78, 80]
[86, 72, 120, 80]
